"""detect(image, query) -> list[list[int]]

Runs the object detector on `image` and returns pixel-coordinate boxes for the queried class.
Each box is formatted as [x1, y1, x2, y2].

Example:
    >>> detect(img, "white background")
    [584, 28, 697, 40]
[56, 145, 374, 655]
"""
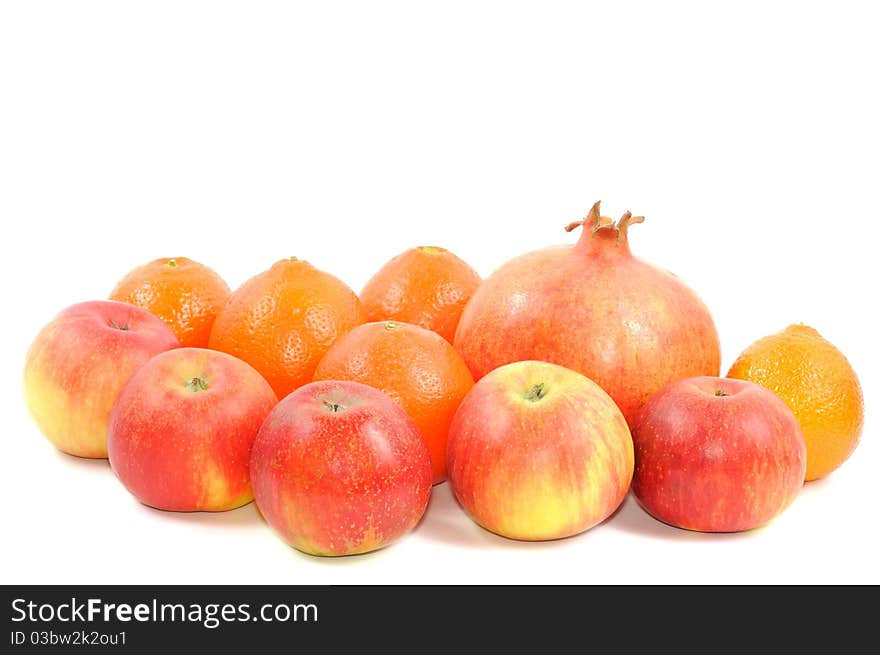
[2, 1, 877, 584]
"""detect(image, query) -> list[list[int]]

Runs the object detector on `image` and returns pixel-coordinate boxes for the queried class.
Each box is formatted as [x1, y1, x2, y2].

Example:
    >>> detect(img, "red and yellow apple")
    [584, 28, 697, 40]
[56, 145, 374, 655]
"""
[250, 380, 432, 556]
[631, 376, 807, 532]
[107, 347, 277, 511]
[23, 300, 180, 458]
[446, 360, 634, 541]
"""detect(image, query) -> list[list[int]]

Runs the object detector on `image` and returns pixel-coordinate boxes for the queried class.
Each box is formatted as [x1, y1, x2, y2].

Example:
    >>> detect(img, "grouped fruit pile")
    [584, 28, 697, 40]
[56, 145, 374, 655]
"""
[23, 202, 864, 556]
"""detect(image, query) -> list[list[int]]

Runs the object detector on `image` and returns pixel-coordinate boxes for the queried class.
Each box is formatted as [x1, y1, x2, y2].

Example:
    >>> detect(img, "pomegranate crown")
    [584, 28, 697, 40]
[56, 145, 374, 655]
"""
[565, 201, 644, 245]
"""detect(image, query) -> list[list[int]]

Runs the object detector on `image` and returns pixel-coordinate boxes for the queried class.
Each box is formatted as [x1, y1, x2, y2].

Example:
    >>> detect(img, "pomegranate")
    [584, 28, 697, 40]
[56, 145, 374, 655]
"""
[453, 201, 721, 426]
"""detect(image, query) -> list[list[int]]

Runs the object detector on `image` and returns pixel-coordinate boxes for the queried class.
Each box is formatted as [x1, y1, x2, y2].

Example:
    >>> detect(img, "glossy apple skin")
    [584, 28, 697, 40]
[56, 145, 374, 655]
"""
[23, 300, 180, 458]
[631, 376, 807, 532]
[250, 380, 432, 557]
[446, 360, 634, 541]
[107, 348, 277, 511]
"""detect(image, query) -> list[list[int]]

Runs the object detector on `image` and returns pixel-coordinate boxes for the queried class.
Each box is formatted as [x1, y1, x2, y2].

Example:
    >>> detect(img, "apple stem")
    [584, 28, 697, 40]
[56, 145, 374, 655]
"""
[323, 400, 346, 413]
[524, 382, 547, 402]
[715, 389, 730, 397]
[185, 377, 209, 392]
[107, 319, 130, 331]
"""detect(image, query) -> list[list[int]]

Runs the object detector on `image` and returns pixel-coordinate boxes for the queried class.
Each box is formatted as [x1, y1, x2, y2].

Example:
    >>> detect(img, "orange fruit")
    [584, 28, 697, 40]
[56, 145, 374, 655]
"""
[109, 257, 230, 348]
[208, 258, 366, 399]
[313, 321, 475, 484]
[727, 324, 863, 481]
[360, 246, 482, 343]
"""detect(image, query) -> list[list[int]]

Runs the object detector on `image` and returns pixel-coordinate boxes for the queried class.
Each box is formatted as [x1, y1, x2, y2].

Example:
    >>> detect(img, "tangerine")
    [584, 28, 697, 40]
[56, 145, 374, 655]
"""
[208, 258, 366, 399]
[360, 246, 481, 343]
[110, 257, 230, 347]
[313, 320, 475, 483]
[727, 324, 863, 481]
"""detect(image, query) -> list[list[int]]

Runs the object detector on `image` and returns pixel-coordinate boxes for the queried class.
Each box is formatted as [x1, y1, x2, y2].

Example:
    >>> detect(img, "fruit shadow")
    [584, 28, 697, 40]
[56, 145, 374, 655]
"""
[800, 475, 834, 494]
[269, 485, 488, 566]
[52, 449, 265, 529]
[133, 498, 266, 530]
[135, 496, 386, 567]
[415, 483, 610, 551]
[52, 449, 112, 472]
[608, 493, 763, 541]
